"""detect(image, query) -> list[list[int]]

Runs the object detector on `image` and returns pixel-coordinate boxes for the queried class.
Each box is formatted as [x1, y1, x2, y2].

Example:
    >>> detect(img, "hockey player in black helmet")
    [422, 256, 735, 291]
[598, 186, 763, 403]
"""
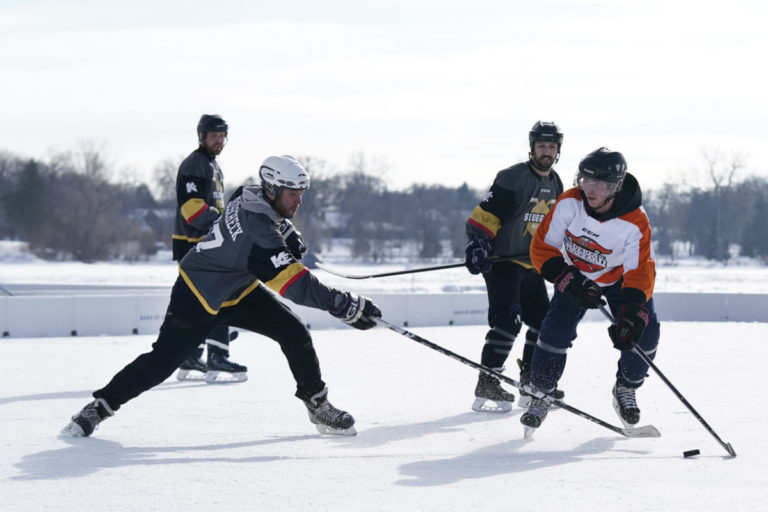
[464, 121, 564, 413]
[62, 155, 382, 438]
[521, 147, 661, 437]
[173, 114, 247, 383]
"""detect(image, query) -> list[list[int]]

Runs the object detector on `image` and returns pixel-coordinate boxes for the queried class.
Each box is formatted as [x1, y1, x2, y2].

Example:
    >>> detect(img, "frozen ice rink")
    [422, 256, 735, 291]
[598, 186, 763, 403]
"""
[1, 321, 763, 511]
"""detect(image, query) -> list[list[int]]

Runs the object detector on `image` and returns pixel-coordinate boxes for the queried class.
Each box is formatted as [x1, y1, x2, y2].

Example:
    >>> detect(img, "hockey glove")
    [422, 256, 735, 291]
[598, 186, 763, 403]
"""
[331, 292, 382, 330]
[465, 237, 493, 274]
[554, 265, 603, 309]
[279, 219, 307, 260]
[608, 303, 650, 351]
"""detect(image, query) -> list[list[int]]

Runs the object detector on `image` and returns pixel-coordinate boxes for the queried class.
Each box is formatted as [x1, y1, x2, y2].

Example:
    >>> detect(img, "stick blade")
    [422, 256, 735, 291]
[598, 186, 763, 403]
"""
[725, 442, 737, 457]
[620, 424, 662, 438]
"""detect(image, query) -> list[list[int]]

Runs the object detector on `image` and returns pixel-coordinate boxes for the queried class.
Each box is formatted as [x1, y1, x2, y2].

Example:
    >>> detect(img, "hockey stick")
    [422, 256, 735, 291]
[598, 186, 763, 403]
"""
[376, 318, 660, 439]
[598, 304, 736, 457]
[316, 254, 525, 280]
[0, 284, 13, 296]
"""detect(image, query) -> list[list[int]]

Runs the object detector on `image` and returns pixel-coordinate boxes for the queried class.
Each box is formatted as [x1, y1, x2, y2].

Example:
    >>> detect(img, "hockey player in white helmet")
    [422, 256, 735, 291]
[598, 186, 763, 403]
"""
[63, 155, 382, 438]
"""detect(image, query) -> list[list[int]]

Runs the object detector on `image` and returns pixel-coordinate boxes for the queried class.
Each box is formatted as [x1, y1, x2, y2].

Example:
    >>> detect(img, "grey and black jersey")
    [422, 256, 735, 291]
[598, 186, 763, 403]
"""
[173, 148, 225, 260]
[466, 162, 563, 267]
[179, 186, 340, 314]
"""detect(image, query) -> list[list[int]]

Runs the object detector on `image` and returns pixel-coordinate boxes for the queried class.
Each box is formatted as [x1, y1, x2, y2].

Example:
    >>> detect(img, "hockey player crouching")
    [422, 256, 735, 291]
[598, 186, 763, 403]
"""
[521, 147, 661, 436]
[62, 155, 382, 438]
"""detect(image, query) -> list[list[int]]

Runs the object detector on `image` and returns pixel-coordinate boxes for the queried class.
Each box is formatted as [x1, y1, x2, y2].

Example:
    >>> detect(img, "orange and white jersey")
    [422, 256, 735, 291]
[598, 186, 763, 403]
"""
[531, 187, 656, 302]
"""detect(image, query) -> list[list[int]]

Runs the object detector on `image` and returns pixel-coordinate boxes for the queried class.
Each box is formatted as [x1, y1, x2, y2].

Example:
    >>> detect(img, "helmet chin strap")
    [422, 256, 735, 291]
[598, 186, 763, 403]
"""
[580, 188, 616, 213]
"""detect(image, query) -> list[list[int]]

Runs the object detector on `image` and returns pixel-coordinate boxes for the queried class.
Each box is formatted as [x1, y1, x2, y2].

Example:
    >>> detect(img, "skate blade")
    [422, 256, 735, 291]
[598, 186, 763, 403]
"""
[523, 426, 537, 440]
[205, 371, 248, 384]
[314, 424, 357, 436]
[472, 397, 513, 413]
[60, 421, 85, 437]
[176, 369, 207, 381]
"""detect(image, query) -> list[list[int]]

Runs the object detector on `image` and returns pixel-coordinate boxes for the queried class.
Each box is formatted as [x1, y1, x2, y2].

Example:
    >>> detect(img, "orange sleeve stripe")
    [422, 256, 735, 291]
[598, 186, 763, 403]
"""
[181, 198, 208, 223]
[468, 206, 500, 238]
[530, 199, 564, 272]
[264, 263, 308, 295]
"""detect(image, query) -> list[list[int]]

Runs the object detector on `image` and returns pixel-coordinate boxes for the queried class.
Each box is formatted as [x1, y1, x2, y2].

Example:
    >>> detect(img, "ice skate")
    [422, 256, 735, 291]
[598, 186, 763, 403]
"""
[472, 372, 515, 413]
[176, 354, 207, 381]
[60, 398, 114, 437]
[520, 396, 551, 440]
[612, 383, 641, 428]
[301, 387, 356, 436]
[517, 359, 564, 409]
[205, 353, 248, 383]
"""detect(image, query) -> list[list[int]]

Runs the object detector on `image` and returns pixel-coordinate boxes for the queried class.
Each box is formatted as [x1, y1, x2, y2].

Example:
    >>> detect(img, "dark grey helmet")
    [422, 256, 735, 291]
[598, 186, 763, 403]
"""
[528, 121, 563, 161]
[197, 114, 228, 143]
[578, 147, 627, 185]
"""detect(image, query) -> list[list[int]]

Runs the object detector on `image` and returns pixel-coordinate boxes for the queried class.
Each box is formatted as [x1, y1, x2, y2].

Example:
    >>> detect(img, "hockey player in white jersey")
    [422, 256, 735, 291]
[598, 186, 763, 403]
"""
[62, 155, 382, 438]
[521, 147, 661, 437]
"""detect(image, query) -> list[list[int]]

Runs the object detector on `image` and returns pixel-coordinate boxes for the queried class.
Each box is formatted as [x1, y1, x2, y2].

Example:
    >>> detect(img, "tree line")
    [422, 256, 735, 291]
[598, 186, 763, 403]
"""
[1, 147, 766, 263]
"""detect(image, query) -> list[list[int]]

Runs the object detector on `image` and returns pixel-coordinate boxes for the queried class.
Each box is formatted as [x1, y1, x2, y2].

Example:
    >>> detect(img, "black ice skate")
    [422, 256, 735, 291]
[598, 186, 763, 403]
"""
[520, 396, 551, 439]
[60, 398, 114, 437]
[517, 358, 565, 409]
[176, 354, 207, 381]
[612, 383, 641, 428]
[205, 353, 248, 383]
[472, 372, 515, 413]
[300, 387, 356, 436]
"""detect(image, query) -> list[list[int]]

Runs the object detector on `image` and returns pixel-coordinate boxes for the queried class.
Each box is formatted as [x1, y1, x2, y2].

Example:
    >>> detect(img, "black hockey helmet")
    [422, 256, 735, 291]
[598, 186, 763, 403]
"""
[576, 147, 628, 194]
[529, 121, 563, 160]
[197, 114, 228, 143]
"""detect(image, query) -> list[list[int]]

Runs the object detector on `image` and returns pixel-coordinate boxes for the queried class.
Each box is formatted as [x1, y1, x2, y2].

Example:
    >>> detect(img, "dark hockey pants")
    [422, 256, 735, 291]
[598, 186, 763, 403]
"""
[482, 262, 550, 370]
[529, 281, 660, 392]
[94, 278, 325, 410]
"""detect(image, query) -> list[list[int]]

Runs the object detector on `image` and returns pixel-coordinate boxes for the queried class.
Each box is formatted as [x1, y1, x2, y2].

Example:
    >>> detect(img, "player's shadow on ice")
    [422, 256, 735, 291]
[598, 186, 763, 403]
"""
[346, 411, 518, 448]
[0, 381, 211, 406]
[12, 435, 317, 481]
[396, 436, 648, 486]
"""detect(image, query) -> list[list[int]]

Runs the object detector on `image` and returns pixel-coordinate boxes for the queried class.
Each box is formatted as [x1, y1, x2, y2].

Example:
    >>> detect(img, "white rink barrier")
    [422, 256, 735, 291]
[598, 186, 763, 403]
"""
[1, 291, 767, 338]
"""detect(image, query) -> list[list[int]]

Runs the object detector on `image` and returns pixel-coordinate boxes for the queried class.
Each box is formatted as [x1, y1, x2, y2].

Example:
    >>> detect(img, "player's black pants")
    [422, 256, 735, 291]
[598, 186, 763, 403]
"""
[94, 277, 325, 410]
[481, 262, 550, 370]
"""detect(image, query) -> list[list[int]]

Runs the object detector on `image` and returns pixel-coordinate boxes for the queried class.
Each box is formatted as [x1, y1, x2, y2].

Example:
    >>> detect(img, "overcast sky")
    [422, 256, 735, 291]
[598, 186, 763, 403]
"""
[1, 0, 765, 193]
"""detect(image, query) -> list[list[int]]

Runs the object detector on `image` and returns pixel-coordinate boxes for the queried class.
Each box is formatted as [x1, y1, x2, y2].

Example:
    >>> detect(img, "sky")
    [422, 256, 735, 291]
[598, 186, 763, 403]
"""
[1, 0, 766, 194]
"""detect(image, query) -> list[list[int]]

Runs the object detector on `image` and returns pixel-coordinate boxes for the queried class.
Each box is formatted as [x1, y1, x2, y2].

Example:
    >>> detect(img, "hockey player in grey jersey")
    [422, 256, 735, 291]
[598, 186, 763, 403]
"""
[173, 114, 247, 382]
[62, 155, 382, 438]
[465, 121, 564, 413]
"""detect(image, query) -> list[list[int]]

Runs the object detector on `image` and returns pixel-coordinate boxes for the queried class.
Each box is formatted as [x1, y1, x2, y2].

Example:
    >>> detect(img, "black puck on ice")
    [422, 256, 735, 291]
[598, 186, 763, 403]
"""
[683, 449, 700, 458]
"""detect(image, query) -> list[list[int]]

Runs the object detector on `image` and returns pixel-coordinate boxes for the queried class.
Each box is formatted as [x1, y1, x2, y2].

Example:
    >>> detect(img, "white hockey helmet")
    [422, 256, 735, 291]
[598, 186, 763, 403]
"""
[259, 155, 311, 198]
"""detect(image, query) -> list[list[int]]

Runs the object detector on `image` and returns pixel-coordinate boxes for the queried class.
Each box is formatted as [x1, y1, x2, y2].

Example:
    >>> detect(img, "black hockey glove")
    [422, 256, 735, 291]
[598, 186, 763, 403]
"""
[279, 219, 307, 260]
[608, 303, 650, 351]
[554, 265, 603, 309]
[465, 237, 493, 274]
[331, 292, 382, 330]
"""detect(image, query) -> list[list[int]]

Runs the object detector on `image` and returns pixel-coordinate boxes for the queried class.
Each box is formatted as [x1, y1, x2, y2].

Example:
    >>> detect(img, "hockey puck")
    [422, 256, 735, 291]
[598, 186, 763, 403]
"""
[683, 449, 700, 458]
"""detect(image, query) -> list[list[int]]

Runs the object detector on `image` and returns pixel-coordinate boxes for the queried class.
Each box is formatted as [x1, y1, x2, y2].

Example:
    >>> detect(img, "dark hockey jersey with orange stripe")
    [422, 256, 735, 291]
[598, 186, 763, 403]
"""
[178, 186, 340, 315]
[466, 162, 563, 266]
[530, 173, 656, 304]
[172, 148, 226, 260]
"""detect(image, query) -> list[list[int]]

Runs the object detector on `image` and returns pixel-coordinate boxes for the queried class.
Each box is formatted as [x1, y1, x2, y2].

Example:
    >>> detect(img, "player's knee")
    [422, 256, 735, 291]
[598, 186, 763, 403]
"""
[489, 309, 522, 341]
